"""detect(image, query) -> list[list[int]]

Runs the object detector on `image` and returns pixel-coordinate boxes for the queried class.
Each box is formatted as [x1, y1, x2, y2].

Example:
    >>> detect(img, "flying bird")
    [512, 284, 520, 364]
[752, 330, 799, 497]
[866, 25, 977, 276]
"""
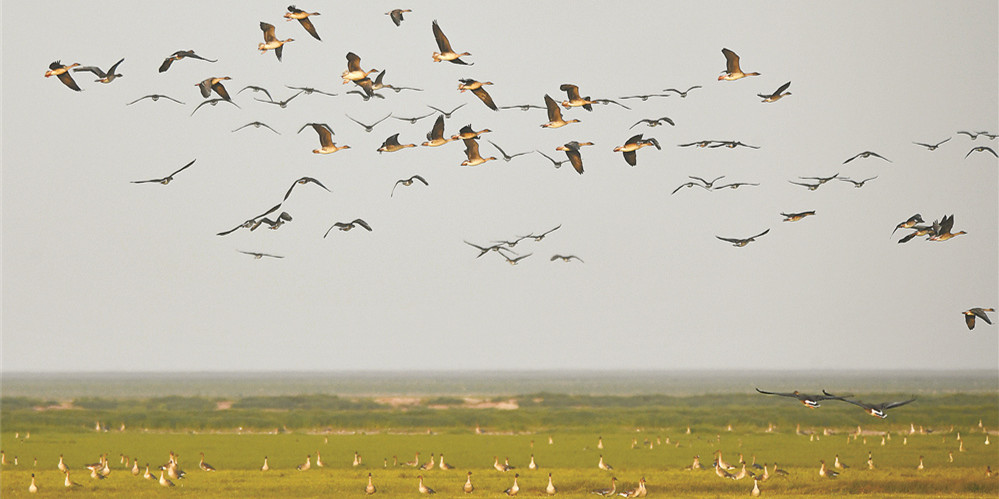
[502, 253, 532, 265]
[965, 146, 998, 158]
[284, 5, 321, 41]
[386, 9, 411, 26]
[788, 180, 822, 191]
[73, 58, 125, 83]
[345, 113, 392, 132]
[259, 22, 294, 61]
[838, 176, 878, 188]
[298, 123, 349, 154]
[799, 173, 839, 184]
[913, 138, 950, 150]
[421, 115, 453, 147]
[391, 175, 429, 197]
[927, 214, 966, 241]
[238, 85, 273, 101]
[755, 388, 849, 408]
[44, 60, 82, 91]
[239, 250, 284, 259]
[719, 48, 760, 81]
[342, 52, 377, 84]
[159, 50, 216, 73]
[191, 98, 240, 116]
[541, 94, 580, 128]
[678, 140, 715, 148]
[619, 93, 669, 101]
[324, 219, 372, 236]
[556, 141, 594, 174]
[687, 176, 725, 189]
[217, 204, 281, 236]
[395, 112, 436, 124]
[716, 229, 769, 247]
[232, 121, 279, 134]
[891, 214, 924, 237]
[461, 138, 496, 166]
[283, 176, 330, 201]
[255, 90, 303, 108]
[550, 255, 584, 263]
[713, 181, 759, 190]
[843, 151, 891, 163]
[451, 124, 491, 141]
[963, 307, 995, 330]
[196, 76, 232, 100]
[710, 141, 759, 149]
[131, 159, 196, 185]
[663, 85, 702, 97]
[427, 103, 466, 118]
[126, 94, 184, 105]
[781, 211, 815, 222]
[758, 81, 791, 102]
[536, 150, 569, 169]
[458, 79, 497, 110]
[523, 225, 561, 241]
[500, 103, 545, 111]
[432, 20, 472, 64]
[378, 133, 417, 153]
[614, 134, 661, 166]
[251, 211, 293, 231]
[371, 70, 422, 93]
[822, 391, 916, 418]
[465, 241, 517, 258]
[630, 117, 675, 129]
[488, 140, 531, 162]
[285, 85, 337, 97]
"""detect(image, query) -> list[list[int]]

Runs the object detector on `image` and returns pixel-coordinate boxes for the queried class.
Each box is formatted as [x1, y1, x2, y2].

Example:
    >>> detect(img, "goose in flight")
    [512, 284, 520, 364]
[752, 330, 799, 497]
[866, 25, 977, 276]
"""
[191, 98, 240, 116]
[536, 149, 569, 168]
[843, 151, 891, 163]
[432, 20, 472, 64]
[391, 175, 429, 197]
[619, 92, 669, 101]
[461, 138, 496, 166]
[255, 90, 303, 108]
[926, 214, 966, 241]
[799, 173, 839, 184]
[781, 211, 815, 222]
[717, 229, 769, 247]
[196, 76, 232, 100]
[713, 181, 759, 190]
[285, 84, 336, 97]
[325, 219, 372, 236]
[719, 48, 760, 81]
[458, 79, 497, 110]
[283, 176, 330, 201]
[159, 50, 216, 73]
[523, 225, 561, 241]
[131, 159, 196, 184]
[251, 211, 293, 231]
[550, 254, 584, 263]
[822, 390, 916, 418]
[217, 204, 282, 236]
[788, 180, 822, 191]
[74, 58, 125, 83]
[502, 253, 532, 265]
[710, 140, 759, 149]
[127, 94, 184, 105]
[386, 9, 411, 26]
[500, 103, 545, 111]
[664, 85, 702, 97]
[378, 133, 417, 153]
[488, 140, 531, 161]
[371, 70, 422, 93]
[259, 22, 294, 61]
[630, 117, 675, 129]
[395, 111, 436, 124]
[965, 146, 998, 158]
[758, 81, 791, 102]
[671, 177, 714, 195]
[891, 214, 924, 237]
[232, 121, 280, 134]
[238, 85, 273, 101]
[427, 103, 466, 118]
[963, 307, 995, 330]
[421, 115, 453, 146]
[44, 60, 82, 91]
[342, 52, 377, 84]
[284, 5, 321, 41]
[614, 134, 661, 165]
[299, 123, 349, 154]
[913, 138, 950, 150]
[838, 176, 878, 188]
[541, 94, 580, 128]
[345, 113, 392, 132]
[559, 83, 629, 110]
[466, 241, 517, 258]
[238, 250, 283, 259]
[755, 388, 846, 408]
[451, 123, 492, 141]
[556, 141, 594, 174]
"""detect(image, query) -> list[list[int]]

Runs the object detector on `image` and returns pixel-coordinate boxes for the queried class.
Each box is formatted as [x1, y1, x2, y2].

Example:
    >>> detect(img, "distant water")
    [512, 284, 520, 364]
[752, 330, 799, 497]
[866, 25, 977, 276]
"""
[3, 370, 996, 399]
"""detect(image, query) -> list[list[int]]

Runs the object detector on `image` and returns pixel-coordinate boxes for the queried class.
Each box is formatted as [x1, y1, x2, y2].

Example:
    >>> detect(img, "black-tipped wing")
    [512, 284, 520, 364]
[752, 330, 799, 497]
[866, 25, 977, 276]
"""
[298, 17, 321, 41]
[471, 87, 497, 110]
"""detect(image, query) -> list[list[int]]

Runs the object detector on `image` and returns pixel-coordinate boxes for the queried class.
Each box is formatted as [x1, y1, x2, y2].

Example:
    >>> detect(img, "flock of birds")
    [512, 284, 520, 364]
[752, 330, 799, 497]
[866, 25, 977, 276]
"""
[41, 5, 996, 311]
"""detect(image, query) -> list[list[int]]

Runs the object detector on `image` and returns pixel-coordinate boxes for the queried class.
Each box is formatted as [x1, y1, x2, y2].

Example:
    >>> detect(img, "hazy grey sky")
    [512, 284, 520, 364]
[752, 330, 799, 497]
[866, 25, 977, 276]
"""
[2, 1, 997, 373]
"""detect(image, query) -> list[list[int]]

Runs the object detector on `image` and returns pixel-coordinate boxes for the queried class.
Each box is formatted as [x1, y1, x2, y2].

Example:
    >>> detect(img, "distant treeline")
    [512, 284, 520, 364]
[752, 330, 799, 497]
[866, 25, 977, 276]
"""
[2, 392, 995, 433]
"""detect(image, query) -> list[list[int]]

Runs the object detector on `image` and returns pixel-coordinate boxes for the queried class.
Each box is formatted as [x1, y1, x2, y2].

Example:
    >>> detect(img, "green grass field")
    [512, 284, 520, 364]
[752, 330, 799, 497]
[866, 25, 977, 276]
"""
[2, 391, 997, 496]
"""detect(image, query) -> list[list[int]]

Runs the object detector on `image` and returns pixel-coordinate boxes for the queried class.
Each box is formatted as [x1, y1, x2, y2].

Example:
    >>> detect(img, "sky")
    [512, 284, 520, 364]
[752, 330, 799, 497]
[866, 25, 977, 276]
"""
[2, 1, 997, 373]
